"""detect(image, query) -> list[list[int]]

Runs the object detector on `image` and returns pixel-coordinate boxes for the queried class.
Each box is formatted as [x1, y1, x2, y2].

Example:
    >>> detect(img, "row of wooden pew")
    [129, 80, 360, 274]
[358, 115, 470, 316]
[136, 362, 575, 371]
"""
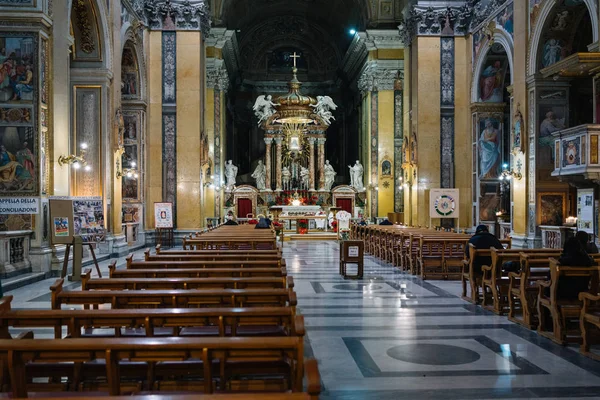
[0, 226, 322, 398]
[351, 224, 600, 360]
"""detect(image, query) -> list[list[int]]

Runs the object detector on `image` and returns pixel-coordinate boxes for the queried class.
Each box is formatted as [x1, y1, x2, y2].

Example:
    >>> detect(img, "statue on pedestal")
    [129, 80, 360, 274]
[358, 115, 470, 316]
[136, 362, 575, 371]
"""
[310, 96, 337, 126]
[251, 160, 267, 190]
[282, 166, 291, 191]
[300, 165, 309, 189]
[324, 160, 336, 191]
[348, 160, 364, 191]
[224, 160, 238, 189]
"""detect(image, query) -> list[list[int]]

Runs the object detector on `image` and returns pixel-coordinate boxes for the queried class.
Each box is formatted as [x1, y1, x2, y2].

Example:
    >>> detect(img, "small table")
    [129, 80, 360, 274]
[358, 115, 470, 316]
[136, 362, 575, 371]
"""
[339, 240, 364, 279]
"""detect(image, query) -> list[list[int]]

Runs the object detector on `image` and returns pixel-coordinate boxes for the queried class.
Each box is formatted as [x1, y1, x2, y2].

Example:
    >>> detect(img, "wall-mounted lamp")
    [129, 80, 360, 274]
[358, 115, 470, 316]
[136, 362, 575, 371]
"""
[58, 143, 91, 171]
[367, 183, 379, 191]
[499, 161, 522, 181]
[116, 160, 139, 179]
[203, 173, 221, 190]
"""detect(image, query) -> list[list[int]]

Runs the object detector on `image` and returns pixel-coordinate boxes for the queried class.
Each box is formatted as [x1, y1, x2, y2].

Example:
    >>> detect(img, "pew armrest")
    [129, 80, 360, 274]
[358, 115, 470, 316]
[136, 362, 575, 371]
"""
[108, 261, 117, 278]
[294, 315, 305, 336]
[0, 296, 13, 313]
[305, 358, 322, 397]
[286, 276, 295, 289]
[579, 292, 600, 302]
[81, 269, 92, 290]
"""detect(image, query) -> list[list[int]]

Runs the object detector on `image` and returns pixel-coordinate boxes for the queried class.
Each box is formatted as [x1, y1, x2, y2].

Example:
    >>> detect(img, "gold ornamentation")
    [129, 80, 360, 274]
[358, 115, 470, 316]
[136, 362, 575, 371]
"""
[74, 0, 95, 54]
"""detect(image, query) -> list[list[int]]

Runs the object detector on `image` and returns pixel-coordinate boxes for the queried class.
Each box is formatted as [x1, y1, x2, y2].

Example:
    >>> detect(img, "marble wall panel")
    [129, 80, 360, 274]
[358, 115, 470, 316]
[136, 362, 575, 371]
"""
[73, 86, 101, 197]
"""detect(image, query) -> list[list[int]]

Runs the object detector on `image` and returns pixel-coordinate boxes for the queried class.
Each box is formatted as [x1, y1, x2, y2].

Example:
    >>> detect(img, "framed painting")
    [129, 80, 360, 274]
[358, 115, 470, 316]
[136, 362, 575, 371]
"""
[538, 192, 567, 226]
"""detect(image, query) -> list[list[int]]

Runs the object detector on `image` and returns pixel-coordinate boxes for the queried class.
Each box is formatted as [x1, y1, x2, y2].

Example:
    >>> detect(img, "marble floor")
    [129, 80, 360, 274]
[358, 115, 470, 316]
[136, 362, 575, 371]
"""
[4, 241, 600, 399]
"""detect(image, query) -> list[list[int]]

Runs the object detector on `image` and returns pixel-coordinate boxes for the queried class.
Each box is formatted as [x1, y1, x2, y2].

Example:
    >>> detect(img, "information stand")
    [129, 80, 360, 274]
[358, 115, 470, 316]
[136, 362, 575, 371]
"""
[339, 240, 364, 279]
[155, 227, 174, 249]
[154, 202, 174, 248]
[61, 236, 102, 280]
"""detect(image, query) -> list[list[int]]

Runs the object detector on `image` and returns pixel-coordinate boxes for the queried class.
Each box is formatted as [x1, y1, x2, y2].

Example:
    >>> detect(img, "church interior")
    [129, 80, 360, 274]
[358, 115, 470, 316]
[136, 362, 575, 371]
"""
[1, 0, 600, 398]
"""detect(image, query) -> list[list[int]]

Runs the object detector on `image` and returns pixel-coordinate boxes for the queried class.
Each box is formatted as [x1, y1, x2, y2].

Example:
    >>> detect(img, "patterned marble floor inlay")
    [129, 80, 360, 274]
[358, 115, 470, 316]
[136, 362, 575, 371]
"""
[3, 241, 600, 399]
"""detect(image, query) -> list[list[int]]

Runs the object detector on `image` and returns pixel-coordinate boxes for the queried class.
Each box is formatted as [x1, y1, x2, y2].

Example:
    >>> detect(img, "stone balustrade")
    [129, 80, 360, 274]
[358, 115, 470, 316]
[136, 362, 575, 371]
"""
[540, 225, 576, 249]
[0, 230, 33, 278]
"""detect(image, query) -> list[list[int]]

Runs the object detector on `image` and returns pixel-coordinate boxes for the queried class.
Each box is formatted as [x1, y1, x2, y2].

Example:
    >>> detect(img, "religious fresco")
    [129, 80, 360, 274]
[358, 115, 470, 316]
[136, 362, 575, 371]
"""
[0, 126, 36, 193]
[478, 57, 507, 103]
[479, 191, 500, 221]
[0, 36, 35, 103]
[122, 144, 137, 169]
[122, 176, 138, 200]
[540, 38, 571, 68]
[472, 29, 485, 63]
[530, 0, 543, 30]
[123, 113, 138, 142]
[538, 192, 566, 226]
[495, 3, 514, 36]
[478, 118, 502, 180]
[538, 105, 566, 170]
[121, 47, 139, 98]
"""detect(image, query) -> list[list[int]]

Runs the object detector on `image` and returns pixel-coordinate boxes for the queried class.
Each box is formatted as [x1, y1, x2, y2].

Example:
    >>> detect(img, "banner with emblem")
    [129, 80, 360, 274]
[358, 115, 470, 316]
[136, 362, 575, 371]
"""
[429, 189, 460, 219]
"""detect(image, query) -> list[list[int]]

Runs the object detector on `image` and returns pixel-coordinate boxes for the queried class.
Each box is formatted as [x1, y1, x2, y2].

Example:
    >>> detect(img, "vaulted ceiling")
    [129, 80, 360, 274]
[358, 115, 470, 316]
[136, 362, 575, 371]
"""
[211, 0, 403, 81]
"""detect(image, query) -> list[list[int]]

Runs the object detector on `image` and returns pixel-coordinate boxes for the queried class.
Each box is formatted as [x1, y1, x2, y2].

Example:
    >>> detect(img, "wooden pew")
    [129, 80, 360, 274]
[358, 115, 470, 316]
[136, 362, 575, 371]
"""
[0, 296, 302, 340]
[51, 279, 297, 310]
[482, 249, 561, 315]
[127, 255, 284, 270]
[83, 269, 293, 291]
[579, 292, 600, 360]
[155, 245, 281, 257]
[183, 237, 277, 250]
[0, 337, 312, 397]
[109, 265, 288, 279]
[2, 390, 320, 400]
[537, 259, 600, 344]
[460, 240, 512, 303]
[146, 251, 283, 263]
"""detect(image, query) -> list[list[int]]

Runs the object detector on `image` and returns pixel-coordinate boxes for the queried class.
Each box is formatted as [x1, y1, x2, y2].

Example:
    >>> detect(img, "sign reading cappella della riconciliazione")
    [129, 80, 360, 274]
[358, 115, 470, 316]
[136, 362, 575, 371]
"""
[0, 0, 598, 281]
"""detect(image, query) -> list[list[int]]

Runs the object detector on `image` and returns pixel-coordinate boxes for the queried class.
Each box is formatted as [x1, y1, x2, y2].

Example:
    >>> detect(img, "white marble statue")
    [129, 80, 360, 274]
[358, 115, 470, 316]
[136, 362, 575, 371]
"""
[348, 160, 364, 191]
[251, 160, 267, 190]
[324, 160, 336, 191]
[282, 166, 291, 190]
[300, 165, 309, 189]
[253, 95, 279, 126]
[310, 95, 337, 125]
[224, 160, 238, 189]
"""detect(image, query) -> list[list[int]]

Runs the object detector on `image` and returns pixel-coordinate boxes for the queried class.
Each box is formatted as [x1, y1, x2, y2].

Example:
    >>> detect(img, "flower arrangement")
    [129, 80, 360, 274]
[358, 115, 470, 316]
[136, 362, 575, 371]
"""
[297, 218, 308, 234]
[248, 219, 259, 225]
[331, 220, 338, 232]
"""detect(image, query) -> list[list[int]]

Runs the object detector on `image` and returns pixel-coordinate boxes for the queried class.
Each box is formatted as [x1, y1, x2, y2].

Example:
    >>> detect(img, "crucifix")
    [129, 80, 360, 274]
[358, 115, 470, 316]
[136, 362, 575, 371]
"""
[290, 52, 300, 68]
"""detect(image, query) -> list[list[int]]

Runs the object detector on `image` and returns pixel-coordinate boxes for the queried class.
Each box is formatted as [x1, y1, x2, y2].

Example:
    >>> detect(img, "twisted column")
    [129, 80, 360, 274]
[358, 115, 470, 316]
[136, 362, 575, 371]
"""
[264, 137, 273, 191]
[318, 138, 326, 191]
[275, 137, 283, 191]
[308, 137, 316, 191]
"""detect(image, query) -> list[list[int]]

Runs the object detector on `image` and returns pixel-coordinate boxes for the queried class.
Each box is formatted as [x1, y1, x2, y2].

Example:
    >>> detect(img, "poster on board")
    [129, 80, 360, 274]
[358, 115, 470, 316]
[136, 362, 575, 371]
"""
[429, 189, 460, 219]
[154, 202, 173, 228]
[49, 198, 74, 245]
[577, 189, 595, 234]
[73, 198, 106, 242]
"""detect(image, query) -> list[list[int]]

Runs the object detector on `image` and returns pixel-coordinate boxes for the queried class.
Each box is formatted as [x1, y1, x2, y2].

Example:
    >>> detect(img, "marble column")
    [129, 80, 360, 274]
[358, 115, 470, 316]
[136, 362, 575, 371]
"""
[308, 138, 316, 191]
[275, 138, 283, 191]
[317, 138, 326, 191]
[264, 137, 273, 191]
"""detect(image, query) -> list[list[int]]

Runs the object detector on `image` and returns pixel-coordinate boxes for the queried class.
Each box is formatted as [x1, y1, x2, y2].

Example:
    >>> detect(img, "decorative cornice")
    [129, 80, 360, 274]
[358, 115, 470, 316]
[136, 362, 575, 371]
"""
[133, 0, 211, 35]
[206, 58, 229, 90]
[206, 28, 240, 81]
[358, 60, 403, 93]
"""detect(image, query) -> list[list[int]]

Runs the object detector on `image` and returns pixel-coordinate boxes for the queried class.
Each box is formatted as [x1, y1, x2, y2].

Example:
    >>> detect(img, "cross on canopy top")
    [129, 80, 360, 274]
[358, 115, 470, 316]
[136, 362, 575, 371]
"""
[290, 52, 300, 68]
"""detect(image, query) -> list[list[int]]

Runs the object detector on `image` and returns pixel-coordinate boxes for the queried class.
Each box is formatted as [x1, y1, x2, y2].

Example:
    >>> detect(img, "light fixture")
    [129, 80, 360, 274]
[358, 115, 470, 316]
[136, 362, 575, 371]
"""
[349, 29, 357, 35]
[116, 160, 139, 179]
[500, 161, 522, 181]
[291, 190, 302, 206]
[58, 143, 89, 170]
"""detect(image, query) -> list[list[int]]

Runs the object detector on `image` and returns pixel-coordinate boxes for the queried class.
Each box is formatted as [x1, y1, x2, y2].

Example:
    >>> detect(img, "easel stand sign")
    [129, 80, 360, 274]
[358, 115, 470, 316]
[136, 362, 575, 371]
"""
[60, 236, 102, 281]
[154, 202, 174, 248]
[429, 189, 460, 231]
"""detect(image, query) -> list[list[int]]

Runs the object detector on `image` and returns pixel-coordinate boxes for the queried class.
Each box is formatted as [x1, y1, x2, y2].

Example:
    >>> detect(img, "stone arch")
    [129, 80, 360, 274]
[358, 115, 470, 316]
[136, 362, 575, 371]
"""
[69, 0, 112, 69]
[120, 36, 146, 101]
[471, 29, 514, 104]
[528, 0, 598, 76]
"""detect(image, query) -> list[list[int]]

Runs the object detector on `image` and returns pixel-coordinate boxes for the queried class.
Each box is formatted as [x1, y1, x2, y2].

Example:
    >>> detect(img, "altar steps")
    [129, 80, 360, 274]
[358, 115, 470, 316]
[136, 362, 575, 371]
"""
[285, 232, 338, 241]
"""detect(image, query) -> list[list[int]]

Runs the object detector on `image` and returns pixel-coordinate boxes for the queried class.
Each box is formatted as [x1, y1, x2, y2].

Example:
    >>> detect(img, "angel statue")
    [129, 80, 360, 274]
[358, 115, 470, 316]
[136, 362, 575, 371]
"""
[310, 95, 338, 125]
[282, 166, 291, 190]
[253, 94, 279, 126]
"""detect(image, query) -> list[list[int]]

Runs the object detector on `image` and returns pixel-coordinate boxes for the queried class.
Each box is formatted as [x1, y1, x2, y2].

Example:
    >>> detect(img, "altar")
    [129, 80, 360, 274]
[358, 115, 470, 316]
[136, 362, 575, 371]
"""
[278, 205, 328, 232]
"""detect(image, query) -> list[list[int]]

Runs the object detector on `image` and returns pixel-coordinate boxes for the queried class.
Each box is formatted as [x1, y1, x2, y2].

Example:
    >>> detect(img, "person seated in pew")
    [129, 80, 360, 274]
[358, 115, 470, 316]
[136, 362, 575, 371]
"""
[465, 225, 504, 276]
[379, 218, 393, 225]
[549, 237, 596, 299]
[255, 217, 272, 229]
[576, 230, 599, 254]
[359, 218, 368, 226]
[223, 216, 239, 226]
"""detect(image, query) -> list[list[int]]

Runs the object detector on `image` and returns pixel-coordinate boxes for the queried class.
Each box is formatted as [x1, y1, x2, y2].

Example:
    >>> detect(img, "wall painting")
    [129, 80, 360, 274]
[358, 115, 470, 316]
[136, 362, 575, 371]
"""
[538, 192, 566, 226]
[478, 117, 502, 180]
